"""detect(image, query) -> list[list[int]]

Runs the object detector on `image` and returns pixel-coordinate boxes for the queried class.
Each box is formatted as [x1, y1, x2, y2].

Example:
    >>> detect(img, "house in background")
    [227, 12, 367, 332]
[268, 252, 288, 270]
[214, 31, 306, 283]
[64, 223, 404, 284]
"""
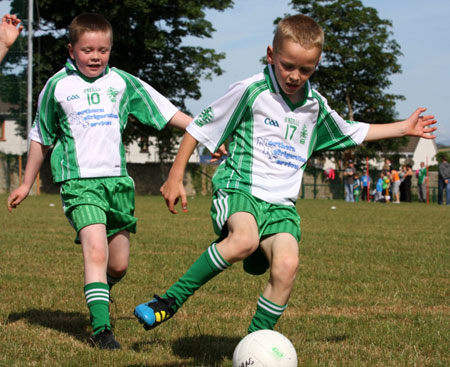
[0, 101, 27, 156]
[393, 136, 438, 170]
[126, 136, 200, 164]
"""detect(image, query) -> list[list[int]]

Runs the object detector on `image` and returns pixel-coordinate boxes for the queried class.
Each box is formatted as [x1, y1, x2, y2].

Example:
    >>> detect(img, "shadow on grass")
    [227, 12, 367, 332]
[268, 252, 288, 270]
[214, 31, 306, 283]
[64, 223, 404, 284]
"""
[325, 334, 351, 343]
[131, 334, 240, 367]
[6, 308, 89, 342]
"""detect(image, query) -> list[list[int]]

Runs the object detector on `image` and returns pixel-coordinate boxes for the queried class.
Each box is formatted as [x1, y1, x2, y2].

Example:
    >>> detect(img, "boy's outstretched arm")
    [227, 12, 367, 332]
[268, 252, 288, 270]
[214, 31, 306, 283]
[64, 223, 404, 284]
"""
[168, 111, 193, 130]
[160, 132, 198, 214]
[7, 141, 50, 212]
[364, 108, 437, 142]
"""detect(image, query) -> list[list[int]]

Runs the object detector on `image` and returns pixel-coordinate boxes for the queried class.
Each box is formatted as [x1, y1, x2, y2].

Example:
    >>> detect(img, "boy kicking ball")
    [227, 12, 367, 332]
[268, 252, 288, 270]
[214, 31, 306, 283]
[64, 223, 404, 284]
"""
[133, 14, 437, 335]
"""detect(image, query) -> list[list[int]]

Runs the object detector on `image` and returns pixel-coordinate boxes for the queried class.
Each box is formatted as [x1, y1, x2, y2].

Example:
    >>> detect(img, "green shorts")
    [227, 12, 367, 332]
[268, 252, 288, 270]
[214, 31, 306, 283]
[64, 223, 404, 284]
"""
[211, 189, 301, 275]
[60, 176, 137, 243]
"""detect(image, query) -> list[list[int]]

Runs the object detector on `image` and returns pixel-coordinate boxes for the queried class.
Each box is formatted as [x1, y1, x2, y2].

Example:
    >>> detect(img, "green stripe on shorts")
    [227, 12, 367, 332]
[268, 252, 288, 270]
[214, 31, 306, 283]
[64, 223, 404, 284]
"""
[211, 189, 301, 242]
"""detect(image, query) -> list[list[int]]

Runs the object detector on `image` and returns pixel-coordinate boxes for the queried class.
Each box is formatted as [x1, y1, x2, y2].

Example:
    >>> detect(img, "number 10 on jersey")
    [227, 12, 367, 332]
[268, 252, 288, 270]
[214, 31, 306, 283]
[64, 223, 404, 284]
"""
[87, 92, 100, 105]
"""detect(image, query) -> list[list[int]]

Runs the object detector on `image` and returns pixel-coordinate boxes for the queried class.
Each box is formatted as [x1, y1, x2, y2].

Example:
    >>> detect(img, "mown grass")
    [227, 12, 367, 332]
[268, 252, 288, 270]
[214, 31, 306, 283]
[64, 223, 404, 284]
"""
[0, 194, 449, 367]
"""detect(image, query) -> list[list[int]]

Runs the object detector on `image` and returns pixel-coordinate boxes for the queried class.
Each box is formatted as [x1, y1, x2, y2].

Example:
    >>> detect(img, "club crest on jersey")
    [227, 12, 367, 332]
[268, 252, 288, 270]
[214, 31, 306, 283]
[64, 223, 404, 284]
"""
[299, 123, 308, 144]
[194, 106, 214, 127]
[68, 112, 89, 128]
[107, 87, 119, 103]
[264, 118, 280, 127]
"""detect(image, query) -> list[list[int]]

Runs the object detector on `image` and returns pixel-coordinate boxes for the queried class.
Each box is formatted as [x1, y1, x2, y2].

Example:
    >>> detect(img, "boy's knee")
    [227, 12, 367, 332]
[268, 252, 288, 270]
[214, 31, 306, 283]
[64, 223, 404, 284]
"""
[272, 255, 299, 282]
[84, 242, 108, 265]
[89, 249, 108, 266]
[227, 232, 259, 259]
[108, 264, 128, 277]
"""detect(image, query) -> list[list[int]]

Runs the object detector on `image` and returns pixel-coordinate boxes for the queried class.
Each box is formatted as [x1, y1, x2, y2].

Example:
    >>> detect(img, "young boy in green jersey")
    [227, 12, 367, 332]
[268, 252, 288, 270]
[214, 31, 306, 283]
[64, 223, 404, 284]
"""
[134, 14, 437, 335]
[7, 13, 193, 349]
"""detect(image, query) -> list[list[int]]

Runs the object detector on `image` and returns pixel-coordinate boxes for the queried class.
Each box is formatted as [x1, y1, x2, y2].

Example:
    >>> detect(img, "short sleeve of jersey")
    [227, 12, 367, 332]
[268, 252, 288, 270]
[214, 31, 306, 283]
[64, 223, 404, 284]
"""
[113, 68, 178, 130]
[187, 79, 252, 152]
[312, 91, 369, 152]
[29, 69, 67, 146]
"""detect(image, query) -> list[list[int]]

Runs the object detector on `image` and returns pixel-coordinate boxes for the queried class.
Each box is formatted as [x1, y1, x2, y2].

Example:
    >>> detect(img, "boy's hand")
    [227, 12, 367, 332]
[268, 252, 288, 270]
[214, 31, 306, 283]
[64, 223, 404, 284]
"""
[209, 144, 228, 163]
[0, 14, 23, 48]
[160, 178, 188, 214]
[7, 185, 29, 212]
[405, 108, 437, 138]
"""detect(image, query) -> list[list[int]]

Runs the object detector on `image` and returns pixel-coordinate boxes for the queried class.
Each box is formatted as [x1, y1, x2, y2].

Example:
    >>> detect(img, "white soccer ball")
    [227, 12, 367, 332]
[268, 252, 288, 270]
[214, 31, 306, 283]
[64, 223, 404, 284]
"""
[232, 330, 297, 367]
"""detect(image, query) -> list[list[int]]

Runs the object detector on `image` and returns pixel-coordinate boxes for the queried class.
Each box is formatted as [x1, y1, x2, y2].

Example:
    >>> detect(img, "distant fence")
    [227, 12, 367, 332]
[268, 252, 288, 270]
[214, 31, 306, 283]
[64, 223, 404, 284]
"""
[0, 154, 441, 203]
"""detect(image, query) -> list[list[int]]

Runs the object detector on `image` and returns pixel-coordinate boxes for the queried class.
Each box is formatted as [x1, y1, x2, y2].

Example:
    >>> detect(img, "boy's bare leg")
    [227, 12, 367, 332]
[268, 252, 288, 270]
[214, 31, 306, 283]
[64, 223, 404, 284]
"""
[260, 233, 299, 305]
[79, 224, 119, 348]
[216, 212, 260, 263]
[80, 224, 109, 284]
[247, 232, 299, 333]
[134, 212, 260, 330]
[107, 230, 130, 278]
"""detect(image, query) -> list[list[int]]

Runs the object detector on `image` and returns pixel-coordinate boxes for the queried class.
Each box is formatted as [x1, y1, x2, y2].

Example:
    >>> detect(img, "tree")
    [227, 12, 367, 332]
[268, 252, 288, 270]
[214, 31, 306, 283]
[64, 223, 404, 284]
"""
[0, 0, 234, 161]
[286, 0, 406, 167]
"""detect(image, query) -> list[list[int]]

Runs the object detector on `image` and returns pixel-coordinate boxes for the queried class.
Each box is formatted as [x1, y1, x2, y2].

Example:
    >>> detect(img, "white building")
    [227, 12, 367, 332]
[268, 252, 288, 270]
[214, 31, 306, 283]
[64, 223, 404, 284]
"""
[0, 101, 27, 156]
[125, 136, 200, 164]
[393, 136, 438, 170]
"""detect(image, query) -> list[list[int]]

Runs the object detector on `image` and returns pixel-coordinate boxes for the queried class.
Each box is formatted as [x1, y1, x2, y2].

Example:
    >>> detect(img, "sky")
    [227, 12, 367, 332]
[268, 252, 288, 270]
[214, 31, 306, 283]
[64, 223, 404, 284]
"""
[183, 0, 450, 146]
[1, 0, 449, 145]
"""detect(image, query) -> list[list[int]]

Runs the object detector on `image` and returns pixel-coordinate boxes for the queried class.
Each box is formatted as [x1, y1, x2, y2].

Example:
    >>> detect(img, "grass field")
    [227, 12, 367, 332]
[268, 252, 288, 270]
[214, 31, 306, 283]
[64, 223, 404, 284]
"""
[0, 194, 449, 367]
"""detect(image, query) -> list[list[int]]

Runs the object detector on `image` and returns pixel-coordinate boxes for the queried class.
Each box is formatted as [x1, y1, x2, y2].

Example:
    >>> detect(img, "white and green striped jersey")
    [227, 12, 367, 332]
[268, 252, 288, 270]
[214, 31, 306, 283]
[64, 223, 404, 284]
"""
[30, 58, 178, 183]
[187, 65, 369, 206]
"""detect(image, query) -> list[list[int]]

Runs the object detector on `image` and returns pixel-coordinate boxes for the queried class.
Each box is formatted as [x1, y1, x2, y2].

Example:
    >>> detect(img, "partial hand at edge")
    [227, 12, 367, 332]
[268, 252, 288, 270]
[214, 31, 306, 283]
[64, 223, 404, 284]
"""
[405, 107, 437, 139]
[160, 178, 188, 214]
[7, 185, 30, 212]
[209, 144, 228, 163]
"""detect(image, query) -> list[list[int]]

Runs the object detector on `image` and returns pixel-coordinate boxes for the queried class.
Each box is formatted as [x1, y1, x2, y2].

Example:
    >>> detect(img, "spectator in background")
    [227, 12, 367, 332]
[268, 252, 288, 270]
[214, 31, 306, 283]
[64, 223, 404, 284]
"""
[403, 164, 413, 202]
[353, 172, 361, 202]
[374, 171, 384, 202]
[382, 169, 391, 203]
[399, 165, 406, 201]
[360, 171, 371, 202]
[438, 156, 450, 205]
[343, 160, 356, 202]
[324, 167, 335, 181]
[390, 167, 401, 204]
[0, 14, 23, 63]
[417, 161, 427, 202]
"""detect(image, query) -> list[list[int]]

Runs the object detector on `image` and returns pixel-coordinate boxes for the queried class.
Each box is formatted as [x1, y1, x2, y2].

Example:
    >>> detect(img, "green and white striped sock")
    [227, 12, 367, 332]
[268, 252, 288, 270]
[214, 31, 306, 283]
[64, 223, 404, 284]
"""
[248, 294, 287, 333]
[164, 242, 231, 311]
[84, 282, 111, 335]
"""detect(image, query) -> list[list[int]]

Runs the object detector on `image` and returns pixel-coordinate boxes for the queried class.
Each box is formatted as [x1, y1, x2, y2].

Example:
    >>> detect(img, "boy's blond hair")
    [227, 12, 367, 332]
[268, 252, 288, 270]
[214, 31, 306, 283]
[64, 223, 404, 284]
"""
[69, 13, 113, 45]
[273, 14, 324, 50]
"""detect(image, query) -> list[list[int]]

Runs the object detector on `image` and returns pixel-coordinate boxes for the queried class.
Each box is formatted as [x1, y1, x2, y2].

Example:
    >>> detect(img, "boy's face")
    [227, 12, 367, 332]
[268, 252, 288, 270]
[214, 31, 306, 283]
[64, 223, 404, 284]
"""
[68, 30, 112, 78]
[267, 39, 321, 104]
